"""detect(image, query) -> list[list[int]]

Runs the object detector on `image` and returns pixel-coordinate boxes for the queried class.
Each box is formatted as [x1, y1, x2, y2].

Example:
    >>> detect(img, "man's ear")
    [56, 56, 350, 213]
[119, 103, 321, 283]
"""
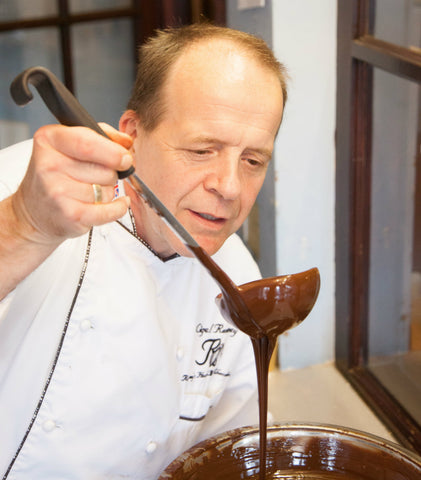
[119, 110, 140, 139]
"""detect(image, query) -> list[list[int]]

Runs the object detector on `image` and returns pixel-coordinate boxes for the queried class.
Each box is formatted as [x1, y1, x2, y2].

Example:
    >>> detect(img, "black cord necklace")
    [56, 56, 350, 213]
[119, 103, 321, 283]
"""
[124, 207, 179, 262]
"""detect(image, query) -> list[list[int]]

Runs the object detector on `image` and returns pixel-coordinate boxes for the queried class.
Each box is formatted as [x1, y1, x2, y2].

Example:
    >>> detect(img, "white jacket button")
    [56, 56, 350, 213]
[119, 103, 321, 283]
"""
[42, 419, 56, 432]
[176, 347, 184, 360]
[145, 441, 157, 454]
[80, 319, 92, 331]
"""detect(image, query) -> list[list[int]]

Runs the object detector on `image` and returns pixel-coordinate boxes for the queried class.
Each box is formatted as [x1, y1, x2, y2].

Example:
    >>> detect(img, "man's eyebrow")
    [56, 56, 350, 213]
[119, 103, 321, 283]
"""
[188, 135, 222, 145]
[188, 136, 272, 159]
[244, 146, 273, 160]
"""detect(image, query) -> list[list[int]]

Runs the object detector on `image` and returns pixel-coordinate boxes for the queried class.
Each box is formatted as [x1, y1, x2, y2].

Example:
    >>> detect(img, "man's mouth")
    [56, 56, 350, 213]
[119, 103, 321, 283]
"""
[192, 211, 225, 223]
[198, 212, 219, 221]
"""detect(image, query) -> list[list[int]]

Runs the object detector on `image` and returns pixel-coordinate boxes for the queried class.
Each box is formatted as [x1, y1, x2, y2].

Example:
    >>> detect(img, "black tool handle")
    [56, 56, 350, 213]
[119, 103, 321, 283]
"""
[10, 66, 134, 179]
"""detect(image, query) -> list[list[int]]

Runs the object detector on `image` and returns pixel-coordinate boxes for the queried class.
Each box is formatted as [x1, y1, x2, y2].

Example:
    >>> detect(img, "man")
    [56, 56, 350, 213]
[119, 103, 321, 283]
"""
[0, 24, 286, 479]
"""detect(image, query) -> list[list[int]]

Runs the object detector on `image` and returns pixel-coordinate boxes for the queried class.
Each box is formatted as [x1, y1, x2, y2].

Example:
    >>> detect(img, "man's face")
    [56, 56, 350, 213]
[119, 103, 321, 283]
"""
[120, 39, 284, 257]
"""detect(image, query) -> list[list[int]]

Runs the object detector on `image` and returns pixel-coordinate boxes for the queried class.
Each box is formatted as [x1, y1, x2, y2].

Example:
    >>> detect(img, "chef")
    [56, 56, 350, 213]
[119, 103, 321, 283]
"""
[0, 23, 287, 479]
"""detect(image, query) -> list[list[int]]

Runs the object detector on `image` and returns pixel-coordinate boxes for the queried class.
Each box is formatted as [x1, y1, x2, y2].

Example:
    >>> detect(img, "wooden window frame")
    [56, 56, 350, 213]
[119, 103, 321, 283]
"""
[0, 1, 156, 92]
[336, 0, 421, 453]
[0, 0, 226, 93]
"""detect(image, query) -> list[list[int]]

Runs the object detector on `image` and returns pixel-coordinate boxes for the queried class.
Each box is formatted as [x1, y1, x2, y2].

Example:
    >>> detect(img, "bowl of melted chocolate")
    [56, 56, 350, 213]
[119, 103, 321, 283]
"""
[158, 423, 421, 479]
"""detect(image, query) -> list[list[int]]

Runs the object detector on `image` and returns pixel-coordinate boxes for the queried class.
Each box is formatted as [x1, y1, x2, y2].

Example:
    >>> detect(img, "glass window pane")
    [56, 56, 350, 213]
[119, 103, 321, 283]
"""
[72, 19, 134, 129]
[368, 67, 421, 423]
[0, 28, 62, 148]
[69, 0, 130, 14]
[374, 0, 421, 50]
[0, 0, 57, 21]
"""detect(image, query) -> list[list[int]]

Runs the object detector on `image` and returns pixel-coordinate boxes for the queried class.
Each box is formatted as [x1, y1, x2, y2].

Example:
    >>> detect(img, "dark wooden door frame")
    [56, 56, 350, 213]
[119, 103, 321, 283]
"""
[335, 0, 421, 453]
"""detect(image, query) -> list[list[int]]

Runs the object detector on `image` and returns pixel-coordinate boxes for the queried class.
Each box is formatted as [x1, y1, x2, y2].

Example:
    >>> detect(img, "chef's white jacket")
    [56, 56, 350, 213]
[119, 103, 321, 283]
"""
[0, 140, 260, 479]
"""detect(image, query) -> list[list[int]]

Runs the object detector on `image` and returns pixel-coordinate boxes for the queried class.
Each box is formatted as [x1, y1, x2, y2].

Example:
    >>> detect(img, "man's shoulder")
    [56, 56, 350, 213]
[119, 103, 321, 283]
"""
[0, 139, 33, 199]
[213, 234, 261, 284]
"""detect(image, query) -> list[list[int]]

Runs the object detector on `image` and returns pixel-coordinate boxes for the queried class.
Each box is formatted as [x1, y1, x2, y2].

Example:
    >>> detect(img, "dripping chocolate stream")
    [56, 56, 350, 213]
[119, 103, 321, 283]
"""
[194, 243, 320, 479]
[223, 269, 320, 479]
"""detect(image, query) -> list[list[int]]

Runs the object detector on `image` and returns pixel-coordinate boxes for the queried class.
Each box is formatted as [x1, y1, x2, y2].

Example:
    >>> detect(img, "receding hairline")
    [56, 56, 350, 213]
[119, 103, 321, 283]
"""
[160, 35, 286, 115]
[168, 31, 287, 103]
[127, 24, 288, 131]
[164, 36, 285, 110]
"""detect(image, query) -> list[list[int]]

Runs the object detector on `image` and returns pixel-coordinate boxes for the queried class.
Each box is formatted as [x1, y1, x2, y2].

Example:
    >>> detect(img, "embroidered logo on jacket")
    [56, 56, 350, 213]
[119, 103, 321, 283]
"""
[180, 323, 238, 382]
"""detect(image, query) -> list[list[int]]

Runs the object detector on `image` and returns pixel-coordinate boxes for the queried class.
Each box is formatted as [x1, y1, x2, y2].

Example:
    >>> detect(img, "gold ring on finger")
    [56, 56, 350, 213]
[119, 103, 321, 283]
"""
[92, 183, 103, 204]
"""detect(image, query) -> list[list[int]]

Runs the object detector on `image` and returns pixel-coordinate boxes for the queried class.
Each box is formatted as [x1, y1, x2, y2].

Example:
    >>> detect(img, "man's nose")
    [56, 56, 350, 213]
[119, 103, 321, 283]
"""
[203, 155, 242, 200]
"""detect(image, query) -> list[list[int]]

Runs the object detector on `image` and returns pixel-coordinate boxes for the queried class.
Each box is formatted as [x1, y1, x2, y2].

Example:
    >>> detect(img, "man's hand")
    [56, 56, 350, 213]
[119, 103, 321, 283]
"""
[14, 123, 133, 244]
[0, 123, 133, 300]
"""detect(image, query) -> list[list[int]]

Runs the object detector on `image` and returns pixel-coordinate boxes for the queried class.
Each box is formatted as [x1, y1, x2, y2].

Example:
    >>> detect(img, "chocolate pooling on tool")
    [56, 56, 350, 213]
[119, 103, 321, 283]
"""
[11, 66, 321, 479]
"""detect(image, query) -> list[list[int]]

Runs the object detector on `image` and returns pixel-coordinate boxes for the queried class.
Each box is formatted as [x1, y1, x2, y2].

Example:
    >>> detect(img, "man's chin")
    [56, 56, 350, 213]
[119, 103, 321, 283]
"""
[173, 237, 224, 258]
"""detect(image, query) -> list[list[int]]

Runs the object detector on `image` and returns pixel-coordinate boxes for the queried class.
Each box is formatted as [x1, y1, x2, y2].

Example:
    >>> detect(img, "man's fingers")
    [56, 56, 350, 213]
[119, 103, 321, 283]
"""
[17, 124, 133, 242]
[64, 182, 116, 205]
[87, 184, 116, 205]
[34, 125, 134, 172]
[79, 196, 131, 228]
[58, 156, 119, 187]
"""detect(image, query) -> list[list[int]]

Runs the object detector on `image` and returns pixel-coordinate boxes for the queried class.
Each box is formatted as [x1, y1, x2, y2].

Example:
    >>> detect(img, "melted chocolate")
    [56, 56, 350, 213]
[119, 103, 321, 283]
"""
[218, 269, 321, 479]
[190, 245, 265, 339]
[160, 424, 421, 479]
[189, 245, 320, 478]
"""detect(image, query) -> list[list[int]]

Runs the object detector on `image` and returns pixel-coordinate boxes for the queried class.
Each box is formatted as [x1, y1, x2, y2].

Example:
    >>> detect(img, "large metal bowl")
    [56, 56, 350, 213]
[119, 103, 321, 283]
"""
[158, 423, 421, 479]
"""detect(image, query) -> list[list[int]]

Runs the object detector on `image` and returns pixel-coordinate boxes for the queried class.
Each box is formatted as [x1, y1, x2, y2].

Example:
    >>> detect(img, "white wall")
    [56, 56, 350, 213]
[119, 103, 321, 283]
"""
[272, 1, 337, 369]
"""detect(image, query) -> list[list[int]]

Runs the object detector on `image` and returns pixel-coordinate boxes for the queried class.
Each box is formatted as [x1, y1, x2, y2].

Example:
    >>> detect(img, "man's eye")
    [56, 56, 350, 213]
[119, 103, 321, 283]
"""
[246, 158, 261, 167]
[194, 150, 210, 155]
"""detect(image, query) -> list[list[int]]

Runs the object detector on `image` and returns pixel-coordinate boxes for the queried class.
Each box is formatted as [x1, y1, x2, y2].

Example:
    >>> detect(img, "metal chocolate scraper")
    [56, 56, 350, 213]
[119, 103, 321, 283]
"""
[10, 66, 199, 250]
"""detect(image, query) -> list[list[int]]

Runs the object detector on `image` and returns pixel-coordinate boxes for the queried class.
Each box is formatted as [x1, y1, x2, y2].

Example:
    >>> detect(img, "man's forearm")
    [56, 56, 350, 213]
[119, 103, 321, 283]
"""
[0, 195, 58, 301]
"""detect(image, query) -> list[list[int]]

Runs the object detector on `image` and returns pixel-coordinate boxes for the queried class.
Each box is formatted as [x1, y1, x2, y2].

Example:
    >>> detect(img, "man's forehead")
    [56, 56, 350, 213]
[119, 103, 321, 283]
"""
[157, 37, 284, 134]
[171, 37, 261, 76]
